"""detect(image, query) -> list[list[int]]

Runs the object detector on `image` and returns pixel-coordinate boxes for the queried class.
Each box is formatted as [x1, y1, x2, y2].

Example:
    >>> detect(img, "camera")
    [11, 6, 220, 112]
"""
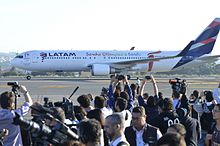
[169, 78, 187, 94]
[13, 112, 78, 145]
[54, 97, 75, 120]
[7, 82, 19, 88]
[110, 74, 131, 80]
[117, 75, 125, 80]
[145, 76, 151, 80]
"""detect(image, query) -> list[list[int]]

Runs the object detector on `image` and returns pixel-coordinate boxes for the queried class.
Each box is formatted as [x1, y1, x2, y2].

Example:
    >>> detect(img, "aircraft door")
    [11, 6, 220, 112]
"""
[23, 52, 31, 66]
[32, 54, 39, 63]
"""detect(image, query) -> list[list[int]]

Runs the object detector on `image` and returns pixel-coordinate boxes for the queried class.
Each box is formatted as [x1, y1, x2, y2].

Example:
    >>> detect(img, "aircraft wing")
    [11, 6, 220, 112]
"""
[196, 55, 220, 62]
[112, 55, 178, 65]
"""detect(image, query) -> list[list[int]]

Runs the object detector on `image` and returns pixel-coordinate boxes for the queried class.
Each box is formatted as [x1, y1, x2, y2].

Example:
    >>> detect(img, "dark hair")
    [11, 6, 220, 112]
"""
[115, 97, 127, 111]
[205, 91, 213, 102]
[87, 109, 104, 126]
[130, 83, 137, 98]
[143, 93, 149, 99]
[157, 133, 185, 146]
[163, 98, 173, 111]
[74, 106, 87, 121]
[94, 96, 105, 109]
[147, 96, 156, 107]
[77, 95, 91, 108]
[193, 90, 199, 98]
[50, 107, 66, 122]
[120, 91, 129, 101]
[0, 91, 15, 109]
[158, 92, 163, 99]
[132, 106, 146, 116]
[78, 119, 102, 145]
[179, 94, 189, 109]
[130, 83, 137, 91]
[176, 107, 190, 118]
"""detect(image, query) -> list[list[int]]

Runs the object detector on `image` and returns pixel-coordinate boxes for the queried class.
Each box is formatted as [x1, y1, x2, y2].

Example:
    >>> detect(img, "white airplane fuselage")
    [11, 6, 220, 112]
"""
[11, 18, 220, 76]
[11, 50, 182, 74]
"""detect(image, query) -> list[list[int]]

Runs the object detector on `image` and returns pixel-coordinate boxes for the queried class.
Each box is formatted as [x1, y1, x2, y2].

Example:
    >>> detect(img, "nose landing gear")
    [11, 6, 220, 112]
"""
[26, 75, 31, 80]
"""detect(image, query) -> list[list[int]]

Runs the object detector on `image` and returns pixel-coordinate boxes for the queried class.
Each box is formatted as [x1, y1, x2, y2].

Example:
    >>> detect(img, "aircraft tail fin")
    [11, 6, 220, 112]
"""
[177, 40, 195, 57]
[173, 18, 220, 69]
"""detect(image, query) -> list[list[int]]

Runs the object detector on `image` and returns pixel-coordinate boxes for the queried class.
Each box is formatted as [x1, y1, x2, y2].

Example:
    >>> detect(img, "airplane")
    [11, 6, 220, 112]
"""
[11, 18, 220, 80]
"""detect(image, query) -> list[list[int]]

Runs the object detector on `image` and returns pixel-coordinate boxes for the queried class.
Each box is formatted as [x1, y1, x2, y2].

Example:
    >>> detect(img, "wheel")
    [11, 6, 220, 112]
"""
[26, 75, 31, 80]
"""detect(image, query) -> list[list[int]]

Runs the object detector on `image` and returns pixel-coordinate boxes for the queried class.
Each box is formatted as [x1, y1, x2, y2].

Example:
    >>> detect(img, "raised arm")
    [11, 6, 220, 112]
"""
[107, 75, 118, 108]
[151, 75, 159, 97]
[123, 76, 134, 110]
[18, 85, 33, 106]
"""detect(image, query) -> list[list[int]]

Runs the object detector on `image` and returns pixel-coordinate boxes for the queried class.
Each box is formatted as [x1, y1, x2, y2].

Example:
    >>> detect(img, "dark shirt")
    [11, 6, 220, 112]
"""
[152, 111, 180, 134]
[137, 95, 159, 125]
[180, 116, 201, 146]
[212, 127, 220, 145]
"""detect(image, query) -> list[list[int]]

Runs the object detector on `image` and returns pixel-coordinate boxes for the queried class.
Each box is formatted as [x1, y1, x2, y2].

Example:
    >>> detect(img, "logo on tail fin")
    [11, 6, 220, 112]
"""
[173, 18, 220, 69]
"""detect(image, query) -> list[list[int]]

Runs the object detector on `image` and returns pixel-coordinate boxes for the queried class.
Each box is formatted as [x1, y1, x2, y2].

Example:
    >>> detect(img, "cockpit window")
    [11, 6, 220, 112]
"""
[15, 55, 23, 59]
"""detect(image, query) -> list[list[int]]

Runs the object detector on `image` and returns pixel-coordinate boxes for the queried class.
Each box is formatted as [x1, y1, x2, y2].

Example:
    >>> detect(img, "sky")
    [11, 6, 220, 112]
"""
[0, 0, 220, 54]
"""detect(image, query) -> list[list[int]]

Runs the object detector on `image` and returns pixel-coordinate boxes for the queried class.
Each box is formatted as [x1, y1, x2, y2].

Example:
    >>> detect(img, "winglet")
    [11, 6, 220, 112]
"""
[173, 18, 220, 69]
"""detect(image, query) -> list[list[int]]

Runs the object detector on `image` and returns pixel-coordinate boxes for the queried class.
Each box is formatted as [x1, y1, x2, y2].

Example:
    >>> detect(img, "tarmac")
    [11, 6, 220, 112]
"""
[0, 77, 219, 106]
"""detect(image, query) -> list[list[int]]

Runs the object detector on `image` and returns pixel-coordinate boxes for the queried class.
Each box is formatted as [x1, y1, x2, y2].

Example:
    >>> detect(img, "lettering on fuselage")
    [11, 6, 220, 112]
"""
[48, 52, 76, 57]
[40, 52, 76, 62]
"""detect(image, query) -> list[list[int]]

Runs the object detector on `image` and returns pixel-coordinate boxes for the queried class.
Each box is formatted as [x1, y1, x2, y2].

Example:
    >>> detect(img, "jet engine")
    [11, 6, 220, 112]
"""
[91, 64, 115, 76]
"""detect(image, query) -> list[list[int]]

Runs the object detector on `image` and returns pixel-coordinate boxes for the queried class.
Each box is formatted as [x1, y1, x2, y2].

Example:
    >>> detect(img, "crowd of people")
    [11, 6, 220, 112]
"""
[0, 75, 220, 146]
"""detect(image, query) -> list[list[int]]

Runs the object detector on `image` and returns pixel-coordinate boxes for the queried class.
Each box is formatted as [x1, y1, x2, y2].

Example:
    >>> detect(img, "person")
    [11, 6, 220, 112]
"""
[94, 95, 113, 118]
[189, 90, 203, 120]
[74, 105, 87, 121]
[107, 75, 134, 111]
[45, 107, 66, 126]
[78, 119, 102, 146]
[156, 133, 186, 146]
[205, 104, 220, 146]
[213, 82, 220, 103]
[176, 107, 201, 146]
[200, 91, 215, 132]
[114, 97, 132, 128]
[104, 113, 129, 146]
[167, 123, 186, 138]
[87, 109, 109, 146]
[152, 97, 180, 134]
[77, 94, 94, 113]
[125, 106, 162, 146]
[138, 75, 159, 102]
[0, 85, 33, 146]
[137, 76, 160, 125]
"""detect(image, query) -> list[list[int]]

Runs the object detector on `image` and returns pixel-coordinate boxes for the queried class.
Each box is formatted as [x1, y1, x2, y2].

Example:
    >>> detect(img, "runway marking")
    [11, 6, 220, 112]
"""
[189, 82, 218, 85]
[0, 85, 10, 88]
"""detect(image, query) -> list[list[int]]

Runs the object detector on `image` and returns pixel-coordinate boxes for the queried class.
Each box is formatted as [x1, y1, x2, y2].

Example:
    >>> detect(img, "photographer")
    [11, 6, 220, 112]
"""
[107, 75, 134, 111]
[137, 75, 160, 125]
[169, 78, 187, 109]
[176, 107, 201, 146]
[152, 98, 180, 134]
[0, 84, 33, 146]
